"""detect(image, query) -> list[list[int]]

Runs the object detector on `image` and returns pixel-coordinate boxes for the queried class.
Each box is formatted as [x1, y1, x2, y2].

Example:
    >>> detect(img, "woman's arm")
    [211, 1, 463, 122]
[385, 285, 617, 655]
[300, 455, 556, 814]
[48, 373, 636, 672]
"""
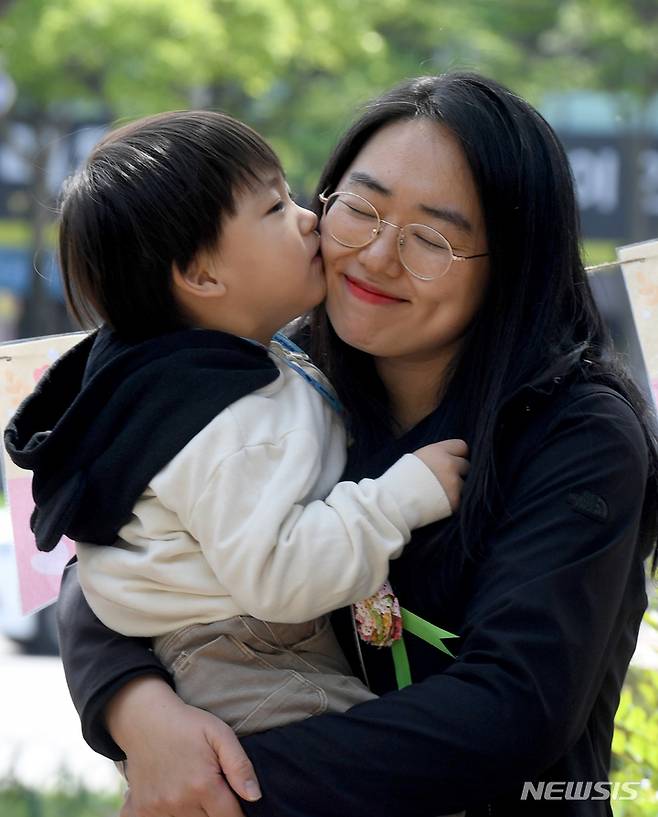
[61, 388, 651, 817]
[56, 559, 173, 759]
[233, 389, 650, 816]
[57, 565, 261, 811]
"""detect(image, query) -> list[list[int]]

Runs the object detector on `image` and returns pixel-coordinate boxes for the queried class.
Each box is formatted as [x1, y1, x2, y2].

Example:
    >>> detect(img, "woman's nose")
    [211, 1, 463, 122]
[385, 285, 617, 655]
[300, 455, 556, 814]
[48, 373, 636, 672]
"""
[356, 225, 403, 278]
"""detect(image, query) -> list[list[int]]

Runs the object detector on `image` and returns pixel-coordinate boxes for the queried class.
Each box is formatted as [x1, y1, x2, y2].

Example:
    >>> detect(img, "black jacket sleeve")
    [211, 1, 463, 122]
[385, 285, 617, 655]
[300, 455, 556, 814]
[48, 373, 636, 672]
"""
[236, 389, 650, 816]
[56, 559, 174, 760]
[57, 388, 650, 814]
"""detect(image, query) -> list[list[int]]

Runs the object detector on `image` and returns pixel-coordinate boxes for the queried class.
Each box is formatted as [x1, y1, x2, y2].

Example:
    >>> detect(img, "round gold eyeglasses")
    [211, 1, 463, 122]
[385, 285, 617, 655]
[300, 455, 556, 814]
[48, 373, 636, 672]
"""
[319, 189, 488, 281]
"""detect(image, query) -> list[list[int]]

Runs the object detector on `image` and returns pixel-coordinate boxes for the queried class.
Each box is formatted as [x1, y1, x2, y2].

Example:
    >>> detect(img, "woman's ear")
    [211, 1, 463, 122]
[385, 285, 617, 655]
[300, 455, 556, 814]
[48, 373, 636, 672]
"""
[172, 252, 227, 299]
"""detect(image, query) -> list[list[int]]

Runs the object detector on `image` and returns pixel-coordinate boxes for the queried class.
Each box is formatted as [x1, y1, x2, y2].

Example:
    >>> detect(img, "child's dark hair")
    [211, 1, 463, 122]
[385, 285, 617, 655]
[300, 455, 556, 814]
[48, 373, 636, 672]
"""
[59, 110, 282, 341]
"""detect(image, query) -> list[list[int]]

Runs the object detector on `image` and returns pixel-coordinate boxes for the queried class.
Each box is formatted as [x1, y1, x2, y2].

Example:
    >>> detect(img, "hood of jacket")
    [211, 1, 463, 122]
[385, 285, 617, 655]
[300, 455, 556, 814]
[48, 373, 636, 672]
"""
[4, 326, 279, 552]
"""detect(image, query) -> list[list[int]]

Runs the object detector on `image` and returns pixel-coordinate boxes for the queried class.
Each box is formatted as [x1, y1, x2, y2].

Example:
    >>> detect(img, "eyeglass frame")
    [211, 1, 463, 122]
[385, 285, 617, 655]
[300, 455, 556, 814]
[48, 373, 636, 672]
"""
[319, 189, 489, 281]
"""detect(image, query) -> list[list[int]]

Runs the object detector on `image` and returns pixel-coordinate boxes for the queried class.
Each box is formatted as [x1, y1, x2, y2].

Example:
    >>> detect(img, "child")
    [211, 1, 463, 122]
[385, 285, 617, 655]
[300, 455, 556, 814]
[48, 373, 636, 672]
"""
[5, 111, 468, 737]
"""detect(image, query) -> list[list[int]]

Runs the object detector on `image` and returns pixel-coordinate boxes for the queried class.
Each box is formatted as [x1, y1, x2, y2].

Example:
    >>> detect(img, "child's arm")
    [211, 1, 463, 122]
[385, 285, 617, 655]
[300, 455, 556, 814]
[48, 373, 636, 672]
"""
[150, 425, 464, 624]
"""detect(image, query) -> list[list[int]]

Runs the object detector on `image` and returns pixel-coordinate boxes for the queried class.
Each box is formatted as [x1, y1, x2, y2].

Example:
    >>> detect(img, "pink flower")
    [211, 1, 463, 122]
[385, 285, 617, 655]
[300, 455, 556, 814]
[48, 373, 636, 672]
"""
[353, 580, 402, 648]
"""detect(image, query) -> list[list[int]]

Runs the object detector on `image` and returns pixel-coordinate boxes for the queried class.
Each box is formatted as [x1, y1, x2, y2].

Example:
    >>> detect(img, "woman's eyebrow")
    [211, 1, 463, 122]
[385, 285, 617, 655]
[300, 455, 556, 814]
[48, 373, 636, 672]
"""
[347, 171, 473, 234]
[419, 203, 473, 234]
[347, 171, 390, 196]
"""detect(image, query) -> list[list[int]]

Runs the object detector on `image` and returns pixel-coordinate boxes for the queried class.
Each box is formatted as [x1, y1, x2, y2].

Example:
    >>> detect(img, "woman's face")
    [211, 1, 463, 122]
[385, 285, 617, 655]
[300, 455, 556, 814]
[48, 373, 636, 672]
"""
[322, 118, 490, 368]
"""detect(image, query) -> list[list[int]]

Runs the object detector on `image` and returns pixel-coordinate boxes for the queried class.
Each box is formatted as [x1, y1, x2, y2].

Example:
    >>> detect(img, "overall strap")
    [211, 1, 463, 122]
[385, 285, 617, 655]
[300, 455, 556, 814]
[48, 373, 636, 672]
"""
[271, 331, 345, 418]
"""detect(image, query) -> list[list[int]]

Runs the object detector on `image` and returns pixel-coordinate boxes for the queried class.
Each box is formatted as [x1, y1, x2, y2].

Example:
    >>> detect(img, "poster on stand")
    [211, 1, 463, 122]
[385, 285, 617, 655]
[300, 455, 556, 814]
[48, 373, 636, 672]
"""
[619, 239, 658, 410]
[0, 332, 86, 613]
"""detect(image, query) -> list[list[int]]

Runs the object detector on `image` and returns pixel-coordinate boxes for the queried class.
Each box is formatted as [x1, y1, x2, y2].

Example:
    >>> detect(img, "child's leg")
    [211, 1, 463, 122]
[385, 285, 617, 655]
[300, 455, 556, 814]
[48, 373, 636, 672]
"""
[153, 615, 375, 736]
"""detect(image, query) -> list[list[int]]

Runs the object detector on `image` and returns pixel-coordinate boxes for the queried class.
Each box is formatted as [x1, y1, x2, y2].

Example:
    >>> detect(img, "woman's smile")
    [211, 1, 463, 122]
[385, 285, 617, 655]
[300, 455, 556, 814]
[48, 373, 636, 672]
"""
[343, 274, 408, 305]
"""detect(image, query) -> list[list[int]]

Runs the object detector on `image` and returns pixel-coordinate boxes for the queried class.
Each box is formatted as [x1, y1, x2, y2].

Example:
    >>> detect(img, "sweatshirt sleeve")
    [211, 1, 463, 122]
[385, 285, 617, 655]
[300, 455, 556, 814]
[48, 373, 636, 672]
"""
[235, 390, 650, 816]
[156, 419, 450, 622]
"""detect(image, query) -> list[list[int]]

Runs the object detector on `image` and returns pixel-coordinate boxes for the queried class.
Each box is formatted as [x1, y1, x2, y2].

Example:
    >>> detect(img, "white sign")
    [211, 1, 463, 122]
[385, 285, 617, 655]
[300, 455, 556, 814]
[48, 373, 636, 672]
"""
[0, 332, 86, 613]
[619, 238, 658, 408]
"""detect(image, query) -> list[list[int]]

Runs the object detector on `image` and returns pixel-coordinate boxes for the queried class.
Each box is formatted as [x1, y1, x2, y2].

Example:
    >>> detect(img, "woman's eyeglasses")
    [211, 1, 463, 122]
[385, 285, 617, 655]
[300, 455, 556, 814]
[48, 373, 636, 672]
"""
[319, 190, 488, 281]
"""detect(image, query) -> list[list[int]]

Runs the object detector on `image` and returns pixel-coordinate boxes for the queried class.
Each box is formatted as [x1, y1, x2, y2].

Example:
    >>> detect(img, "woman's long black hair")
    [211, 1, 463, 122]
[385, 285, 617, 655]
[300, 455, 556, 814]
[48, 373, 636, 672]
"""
[308, 72, 658, 577]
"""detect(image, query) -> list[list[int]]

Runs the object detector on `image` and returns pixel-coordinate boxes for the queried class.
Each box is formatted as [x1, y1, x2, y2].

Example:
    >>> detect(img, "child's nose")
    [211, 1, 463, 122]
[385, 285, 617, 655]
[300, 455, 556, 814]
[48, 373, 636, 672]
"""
[298, 205, 318, 233]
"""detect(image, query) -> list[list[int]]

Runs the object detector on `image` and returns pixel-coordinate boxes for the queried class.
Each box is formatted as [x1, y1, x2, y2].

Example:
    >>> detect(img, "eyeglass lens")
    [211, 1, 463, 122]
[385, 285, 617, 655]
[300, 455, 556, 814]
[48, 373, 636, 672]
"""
[322, 192, 452, 280]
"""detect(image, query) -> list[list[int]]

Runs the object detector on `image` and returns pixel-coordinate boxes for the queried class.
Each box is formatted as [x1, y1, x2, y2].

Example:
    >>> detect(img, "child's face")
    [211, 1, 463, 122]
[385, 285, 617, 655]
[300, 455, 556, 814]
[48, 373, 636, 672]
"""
[204, 171, 325, 342]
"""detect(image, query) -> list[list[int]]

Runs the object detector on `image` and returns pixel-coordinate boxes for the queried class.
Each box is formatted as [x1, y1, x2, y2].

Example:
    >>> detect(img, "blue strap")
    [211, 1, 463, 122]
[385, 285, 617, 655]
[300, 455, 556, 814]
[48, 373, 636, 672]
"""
[271, 332, 345, 418]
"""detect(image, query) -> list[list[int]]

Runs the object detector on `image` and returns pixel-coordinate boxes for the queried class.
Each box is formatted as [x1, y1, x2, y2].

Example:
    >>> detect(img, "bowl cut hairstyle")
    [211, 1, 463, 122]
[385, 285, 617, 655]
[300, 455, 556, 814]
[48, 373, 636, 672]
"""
[59, 110, 282, 340]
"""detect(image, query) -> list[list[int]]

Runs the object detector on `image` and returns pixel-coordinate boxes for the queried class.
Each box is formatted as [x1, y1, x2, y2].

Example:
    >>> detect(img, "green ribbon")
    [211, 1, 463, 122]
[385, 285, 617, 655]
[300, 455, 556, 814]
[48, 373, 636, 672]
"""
[392, 607, 459, 689]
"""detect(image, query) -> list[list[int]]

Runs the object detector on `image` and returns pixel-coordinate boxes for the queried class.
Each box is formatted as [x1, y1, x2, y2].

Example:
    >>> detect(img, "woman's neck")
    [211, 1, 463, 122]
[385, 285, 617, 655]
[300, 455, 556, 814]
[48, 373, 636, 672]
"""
[375, 352, 453, 433]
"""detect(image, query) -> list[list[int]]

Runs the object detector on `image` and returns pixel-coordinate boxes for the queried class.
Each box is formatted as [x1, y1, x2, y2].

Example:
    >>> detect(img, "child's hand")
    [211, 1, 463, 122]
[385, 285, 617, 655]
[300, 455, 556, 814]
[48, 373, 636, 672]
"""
[413, 439, 470, 512]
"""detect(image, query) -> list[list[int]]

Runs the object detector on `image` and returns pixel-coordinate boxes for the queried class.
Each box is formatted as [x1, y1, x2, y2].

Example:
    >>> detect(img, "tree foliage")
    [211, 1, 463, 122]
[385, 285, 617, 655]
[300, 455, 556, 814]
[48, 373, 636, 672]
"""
[0, 0, 657, 331]
[2, 0, 657, 193]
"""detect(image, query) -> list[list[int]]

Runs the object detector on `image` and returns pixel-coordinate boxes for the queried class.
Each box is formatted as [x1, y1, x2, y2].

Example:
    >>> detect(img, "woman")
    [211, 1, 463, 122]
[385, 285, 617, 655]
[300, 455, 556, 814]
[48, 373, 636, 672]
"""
[56, 72, 658, 817]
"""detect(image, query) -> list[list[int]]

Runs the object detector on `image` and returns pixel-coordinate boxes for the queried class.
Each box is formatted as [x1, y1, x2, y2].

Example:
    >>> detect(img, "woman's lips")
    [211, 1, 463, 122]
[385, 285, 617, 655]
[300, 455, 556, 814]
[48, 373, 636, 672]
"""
[344, 275, 406, 305]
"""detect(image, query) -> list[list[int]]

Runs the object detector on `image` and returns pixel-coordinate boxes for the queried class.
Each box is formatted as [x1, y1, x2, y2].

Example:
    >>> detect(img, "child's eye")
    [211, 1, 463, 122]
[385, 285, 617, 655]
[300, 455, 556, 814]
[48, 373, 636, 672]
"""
[268, 200, 285, 214]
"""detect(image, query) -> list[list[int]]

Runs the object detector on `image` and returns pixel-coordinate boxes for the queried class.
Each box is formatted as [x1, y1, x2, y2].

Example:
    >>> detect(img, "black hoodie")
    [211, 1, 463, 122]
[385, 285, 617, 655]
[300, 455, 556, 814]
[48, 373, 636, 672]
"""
[4, 326, 278, 552]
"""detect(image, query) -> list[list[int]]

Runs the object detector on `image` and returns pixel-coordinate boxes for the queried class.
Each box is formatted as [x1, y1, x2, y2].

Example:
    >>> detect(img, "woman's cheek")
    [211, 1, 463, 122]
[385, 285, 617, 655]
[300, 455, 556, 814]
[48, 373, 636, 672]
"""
[322, 253, 352, 331]
[324, 277, 363, 346]
[324, 279, 348, 336]
[320, 231, 339, 264]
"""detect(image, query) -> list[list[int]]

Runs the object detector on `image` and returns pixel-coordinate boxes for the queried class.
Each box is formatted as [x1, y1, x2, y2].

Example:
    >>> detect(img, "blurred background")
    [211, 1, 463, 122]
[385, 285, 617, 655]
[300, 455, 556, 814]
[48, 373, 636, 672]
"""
[0, 0, 657, 341]
[0, 0, 657, 814]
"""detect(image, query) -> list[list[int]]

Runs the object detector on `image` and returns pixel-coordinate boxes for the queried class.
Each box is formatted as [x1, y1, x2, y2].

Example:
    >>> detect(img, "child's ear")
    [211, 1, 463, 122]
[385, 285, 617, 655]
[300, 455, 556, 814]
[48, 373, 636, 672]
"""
[172, 252, 227, 298]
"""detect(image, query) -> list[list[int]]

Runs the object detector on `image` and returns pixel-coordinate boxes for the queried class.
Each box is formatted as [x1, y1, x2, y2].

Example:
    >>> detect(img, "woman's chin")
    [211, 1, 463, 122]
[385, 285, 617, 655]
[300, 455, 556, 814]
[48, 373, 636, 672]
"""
[325, 275, 402, 355]
[328, 314, 383, 355]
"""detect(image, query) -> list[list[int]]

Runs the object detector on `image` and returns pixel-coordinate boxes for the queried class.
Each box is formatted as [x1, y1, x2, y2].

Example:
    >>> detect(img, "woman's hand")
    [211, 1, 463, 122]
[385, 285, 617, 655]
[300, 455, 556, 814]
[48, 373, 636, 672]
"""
[106, 676, 261, 817]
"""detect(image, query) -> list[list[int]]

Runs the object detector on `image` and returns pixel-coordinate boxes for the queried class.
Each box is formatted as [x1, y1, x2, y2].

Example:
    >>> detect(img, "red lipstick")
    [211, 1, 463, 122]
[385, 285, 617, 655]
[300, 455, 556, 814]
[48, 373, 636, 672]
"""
[344, 275, 405, 305]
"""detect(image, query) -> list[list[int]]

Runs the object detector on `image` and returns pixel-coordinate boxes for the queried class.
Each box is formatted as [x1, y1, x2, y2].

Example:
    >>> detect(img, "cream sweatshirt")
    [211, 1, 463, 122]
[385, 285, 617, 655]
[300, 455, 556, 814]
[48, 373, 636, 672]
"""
[77, 349, 451, 636]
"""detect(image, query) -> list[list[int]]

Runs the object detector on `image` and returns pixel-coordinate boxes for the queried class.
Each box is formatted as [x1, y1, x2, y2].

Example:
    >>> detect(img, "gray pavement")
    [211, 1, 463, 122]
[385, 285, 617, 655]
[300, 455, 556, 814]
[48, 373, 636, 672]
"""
[0, 634, 122, 792]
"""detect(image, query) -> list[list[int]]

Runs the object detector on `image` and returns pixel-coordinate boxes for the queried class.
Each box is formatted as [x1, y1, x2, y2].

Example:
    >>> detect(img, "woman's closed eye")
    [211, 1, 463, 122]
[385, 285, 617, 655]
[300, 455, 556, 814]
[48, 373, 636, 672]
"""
[344, 202, 377, 219]
[414, 233, 447, 251]
[407, 227, 452, 254]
